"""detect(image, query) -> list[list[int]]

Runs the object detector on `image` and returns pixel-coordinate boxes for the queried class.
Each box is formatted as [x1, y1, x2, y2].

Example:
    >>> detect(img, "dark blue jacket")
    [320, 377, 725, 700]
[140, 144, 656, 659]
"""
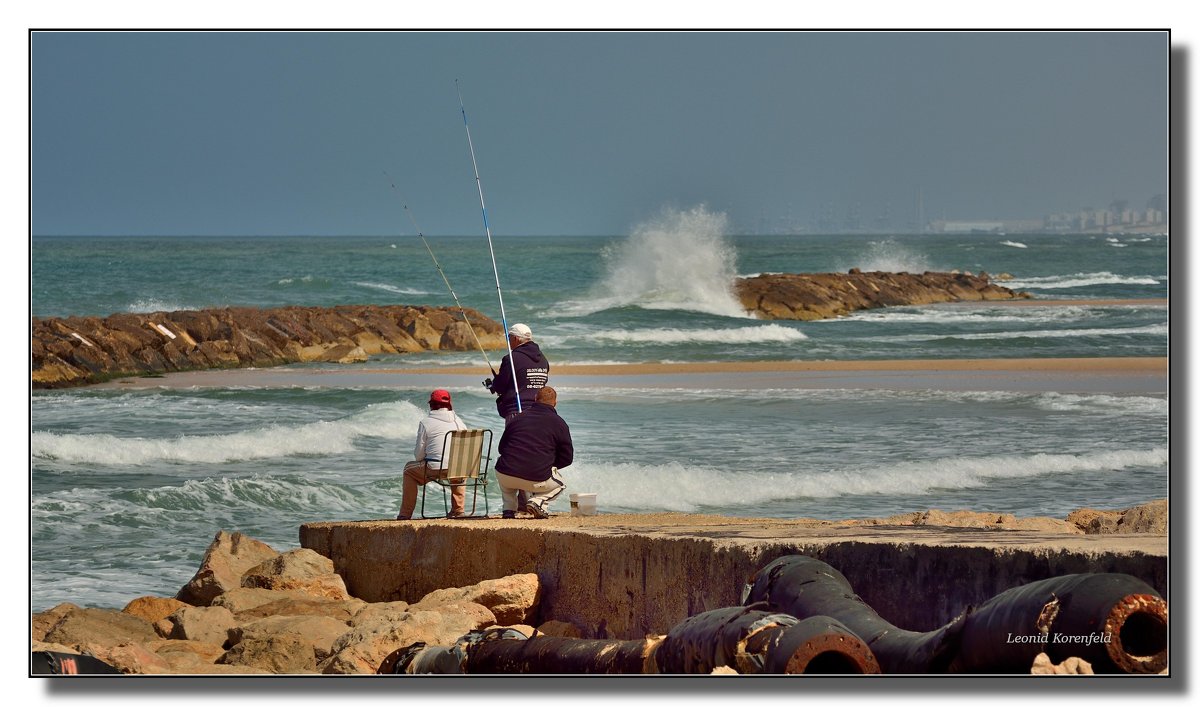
[495, 403, 573, 482]
[489, 342, 549, 418]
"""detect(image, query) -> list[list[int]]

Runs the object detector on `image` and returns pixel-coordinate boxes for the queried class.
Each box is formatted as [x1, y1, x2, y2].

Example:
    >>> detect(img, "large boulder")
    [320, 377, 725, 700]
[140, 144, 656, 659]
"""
[149, 639, 226, 665]
[218, 634, 321, 674]
[210, 587, 322, 614]
[1116, 498, 1168, 533]
[122, 596, 190, 624]
[240, 548, 351, 601]
[321, 602, 496, 675]
[87, 642, 173, 674]
[1068, 499, 1168, 534]
[229, 615, 350, 663]
[176, 531, 280, 606]
[162, 605, 238, 647]
[40, 607, 159, 651]
[235, 597, 367, 623]
[410, 573, 540, 626]
[32, 602, 80, 642]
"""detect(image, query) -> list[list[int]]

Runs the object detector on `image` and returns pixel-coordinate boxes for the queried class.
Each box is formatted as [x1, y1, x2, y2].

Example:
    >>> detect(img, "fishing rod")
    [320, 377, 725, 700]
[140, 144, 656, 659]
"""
[456, 80, 523, 413]
[383, 170, 497, 375]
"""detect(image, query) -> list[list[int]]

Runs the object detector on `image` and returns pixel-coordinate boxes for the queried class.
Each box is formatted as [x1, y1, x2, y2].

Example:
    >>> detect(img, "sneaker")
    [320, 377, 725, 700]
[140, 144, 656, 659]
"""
[523, 503, 550, 520]
[447, 510, 465, 519]
[501, 510, 516, 519]
[395, 514, 411, 521]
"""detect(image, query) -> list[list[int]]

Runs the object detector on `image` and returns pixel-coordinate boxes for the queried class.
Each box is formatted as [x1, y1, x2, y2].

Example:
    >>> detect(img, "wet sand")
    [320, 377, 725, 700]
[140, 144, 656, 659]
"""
[97, 356, 1169, 395]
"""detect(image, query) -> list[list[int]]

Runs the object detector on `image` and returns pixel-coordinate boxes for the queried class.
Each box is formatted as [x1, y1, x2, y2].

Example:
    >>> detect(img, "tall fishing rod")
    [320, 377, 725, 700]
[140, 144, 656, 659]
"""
[383, 170, 497, 375]
[457, 80, 522, 413]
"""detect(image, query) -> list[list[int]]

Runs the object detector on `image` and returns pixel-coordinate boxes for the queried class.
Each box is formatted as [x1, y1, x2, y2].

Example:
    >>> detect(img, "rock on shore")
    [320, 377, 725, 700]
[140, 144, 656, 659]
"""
[32, 530, 545, 675]
[31, 304, 506, 389]
[734, 269, 1028, 320]
[30, 500, 1166, 675]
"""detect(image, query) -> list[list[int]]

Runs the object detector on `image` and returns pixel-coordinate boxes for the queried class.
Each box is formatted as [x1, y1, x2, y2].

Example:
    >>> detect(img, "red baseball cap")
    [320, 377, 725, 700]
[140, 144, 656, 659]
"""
[429, 389, 452, 404]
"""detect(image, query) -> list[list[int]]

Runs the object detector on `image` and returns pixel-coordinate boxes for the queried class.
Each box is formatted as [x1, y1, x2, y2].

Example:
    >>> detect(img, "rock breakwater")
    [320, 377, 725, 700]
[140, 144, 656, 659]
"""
[31, 304, 505, 389]
[31, 271, 1029, 388]
[734, 270, 1028, 320]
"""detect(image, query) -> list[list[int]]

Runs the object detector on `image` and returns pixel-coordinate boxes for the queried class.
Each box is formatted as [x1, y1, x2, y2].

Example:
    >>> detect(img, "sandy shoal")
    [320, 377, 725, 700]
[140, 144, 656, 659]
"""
[360, 357, 1167, 377]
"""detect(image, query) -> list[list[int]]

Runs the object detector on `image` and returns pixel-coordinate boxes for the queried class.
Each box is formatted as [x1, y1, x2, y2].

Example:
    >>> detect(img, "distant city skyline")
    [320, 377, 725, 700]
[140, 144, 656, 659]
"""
[31, 31, 1169, 237]
[750, 189, 1170, 235]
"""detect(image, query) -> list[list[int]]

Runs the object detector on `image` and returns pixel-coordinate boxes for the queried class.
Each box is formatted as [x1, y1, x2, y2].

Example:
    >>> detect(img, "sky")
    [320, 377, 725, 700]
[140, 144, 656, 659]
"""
[29, 29, 1169, 237]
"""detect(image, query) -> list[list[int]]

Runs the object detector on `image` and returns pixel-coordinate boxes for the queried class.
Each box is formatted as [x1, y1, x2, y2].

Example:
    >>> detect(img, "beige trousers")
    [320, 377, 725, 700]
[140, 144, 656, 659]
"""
[398, 460, 466, 519]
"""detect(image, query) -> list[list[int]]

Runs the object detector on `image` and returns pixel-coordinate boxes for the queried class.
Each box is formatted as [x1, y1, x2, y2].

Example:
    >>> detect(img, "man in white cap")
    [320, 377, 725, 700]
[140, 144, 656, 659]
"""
[486, 322, 549, 423]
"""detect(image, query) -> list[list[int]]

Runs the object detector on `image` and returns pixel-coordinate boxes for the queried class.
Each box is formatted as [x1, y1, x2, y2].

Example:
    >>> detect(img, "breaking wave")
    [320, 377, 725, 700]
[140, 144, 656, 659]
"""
[560, 205, 749, 318]
[1006, 272, 1161, 290]
[555, 324, 808, 346]
[845, 239, 931, 273]
[568, 447, 1167, 512]
[31, 401, 425, 466]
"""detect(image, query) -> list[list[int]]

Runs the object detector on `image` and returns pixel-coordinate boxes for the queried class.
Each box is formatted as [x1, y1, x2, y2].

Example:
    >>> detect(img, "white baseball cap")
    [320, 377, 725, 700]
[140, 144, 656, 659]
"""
[508, 323, 533, 340]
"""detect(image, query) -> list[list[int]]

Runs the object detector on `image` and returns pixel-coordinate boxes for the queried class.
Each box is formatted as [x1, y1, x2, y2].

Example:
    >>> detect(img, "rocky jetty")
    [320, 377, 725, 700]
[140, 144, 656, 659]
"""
[31, 271, 1030, 388]
[734, 269, 1028, 320]
[31, 304, 505, 389]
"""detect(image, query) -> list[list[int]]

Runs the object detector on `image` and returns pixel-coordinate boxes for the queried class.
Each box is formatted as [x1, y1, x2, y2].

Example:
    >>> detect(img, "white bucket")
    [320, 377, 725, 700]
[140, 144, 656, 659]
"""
[569, 492, 597, 516]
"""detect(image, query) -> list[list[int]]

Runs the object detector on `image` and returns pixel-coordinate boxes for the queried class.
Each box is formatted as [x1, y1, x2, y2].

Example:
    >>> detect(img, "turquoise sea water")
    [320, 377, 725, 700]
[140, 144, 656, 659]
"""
[30, 215, 1170, 610]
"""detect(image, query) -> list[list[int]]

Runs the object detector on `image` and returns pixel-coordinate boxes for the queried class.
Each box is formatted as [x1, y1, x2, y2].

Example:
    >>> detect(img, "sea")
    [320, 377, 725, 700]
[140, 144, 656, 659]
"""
[29, 207, 1170, 611]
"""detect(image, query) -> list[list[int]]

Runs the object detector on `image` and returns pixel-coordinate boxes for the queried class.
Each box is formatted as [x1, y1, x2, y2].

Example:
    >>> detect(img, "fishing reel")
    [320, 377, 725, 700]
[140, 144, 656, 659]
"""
[482, 377, 493, 390]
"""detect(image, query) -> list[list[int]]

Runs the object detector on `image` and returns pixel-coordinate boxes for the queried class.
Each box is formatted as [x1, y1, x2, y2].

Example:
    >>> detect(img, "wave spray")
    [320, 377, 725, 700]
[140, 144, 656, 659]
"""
[572, 204, 748, 318]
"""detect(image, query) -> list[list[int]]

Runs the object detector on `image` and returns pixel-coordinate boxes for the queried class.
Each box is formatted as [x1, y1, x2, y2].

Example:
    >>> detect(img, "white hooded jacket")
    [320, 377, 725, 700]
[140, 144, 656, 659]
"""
[413, 408, 468, 470]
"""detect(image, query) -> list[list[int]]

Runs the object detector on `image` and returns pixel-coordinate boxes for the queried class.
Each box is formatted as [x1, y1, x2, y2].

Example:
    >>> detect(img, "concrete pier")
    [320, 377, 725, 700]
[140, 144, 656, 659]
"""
[299, 513, 1167, 639]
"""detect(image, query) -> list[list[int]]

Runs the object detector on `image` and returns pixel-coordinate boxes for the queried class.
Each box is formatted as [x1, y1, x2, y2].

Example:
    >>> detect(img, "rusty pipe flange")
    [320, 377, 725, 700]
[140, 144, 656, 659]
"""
[1104, 593, 1168, 674]
[783, 634, 881, 674]
[766, 616, 881, 674]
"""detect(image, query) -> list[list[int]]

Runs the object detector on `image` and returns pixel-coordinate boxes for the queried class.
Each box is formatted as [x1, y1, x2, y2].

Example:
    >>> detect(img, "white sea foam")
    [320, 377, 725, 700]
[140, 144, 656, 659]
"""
[835, 306, 1094, 326]
[567, 447, 1167, 512]
[559, 205, 749, 318]
[1109, 242, 1129, 248]
[1006, 272, 1160, 289]
[276, 275, 315, 285]
[846, 239, 931, 273]
[354, 281, 431, 296]
[126, 298, 191, 314]
[1033, 392, 1168, 415]
[1000, 240, 1028, 249]
[547, 324, 807, 346]
[876, 323, 1168, 342]
[32, 474, 367, 517]
[31, 401, 426, 466]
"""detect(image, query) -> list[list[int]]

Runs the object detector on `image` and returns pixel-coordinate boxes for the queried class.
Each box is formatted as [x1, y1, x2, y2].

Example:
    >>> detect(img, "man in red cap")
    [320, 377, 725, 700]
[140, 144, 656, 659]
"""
[396, 389, 469, 520]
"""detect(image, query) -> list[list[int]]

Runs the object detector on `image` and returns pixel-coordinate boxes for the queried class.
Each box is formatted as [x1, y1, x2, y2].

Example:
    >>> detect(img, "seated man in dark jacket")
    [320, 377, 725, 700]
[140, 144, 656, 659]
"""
[494, 386, 573, 519]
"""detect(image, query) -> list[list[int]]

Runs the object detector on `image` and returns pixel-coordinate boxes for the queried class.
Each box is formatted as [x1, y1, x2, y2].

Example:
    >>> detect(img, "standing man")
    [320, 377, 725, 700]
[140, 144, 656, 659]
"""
[396, 389, 469, 520]
[495, 387, 573, 519]
[487, 323, 549, 423]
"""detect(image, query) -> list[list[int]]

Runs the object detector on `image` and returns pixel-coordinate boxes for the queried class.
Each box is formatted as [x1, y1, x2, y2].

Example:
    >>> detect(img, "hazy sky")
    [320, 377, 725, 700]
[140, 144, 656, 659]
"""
[31, 30, 1168, 236]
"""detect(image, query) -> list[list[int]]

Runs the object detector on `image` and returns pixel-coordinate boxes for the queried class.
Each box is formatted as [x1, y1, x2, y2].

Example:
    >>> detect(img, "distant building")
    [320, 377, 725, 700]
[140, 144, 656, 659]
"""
[931, 220, 1005, 233]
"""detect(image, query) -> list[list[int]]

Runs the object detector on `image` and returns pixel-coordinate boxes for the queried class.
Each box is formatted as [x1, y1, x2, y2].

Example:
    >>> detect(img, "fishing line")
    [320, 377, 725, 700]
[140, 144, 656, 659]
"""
[456, 80, 523, 413]
[383, 170, 497, 375]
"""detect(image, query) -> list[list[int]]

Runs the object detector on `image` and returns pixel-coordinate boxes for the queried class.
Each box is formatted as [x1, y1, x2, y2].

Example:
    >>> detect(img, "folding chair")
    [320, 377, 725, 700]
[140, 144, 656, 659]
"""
[418, 428, 493, 519]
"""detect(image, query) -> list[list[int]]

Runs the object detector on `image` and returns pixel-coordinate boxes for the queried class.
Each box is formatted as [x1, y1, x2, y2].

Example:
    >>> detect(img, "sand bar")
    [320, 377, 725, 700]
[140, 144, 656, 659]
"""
[96, 356, 1169, 394]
